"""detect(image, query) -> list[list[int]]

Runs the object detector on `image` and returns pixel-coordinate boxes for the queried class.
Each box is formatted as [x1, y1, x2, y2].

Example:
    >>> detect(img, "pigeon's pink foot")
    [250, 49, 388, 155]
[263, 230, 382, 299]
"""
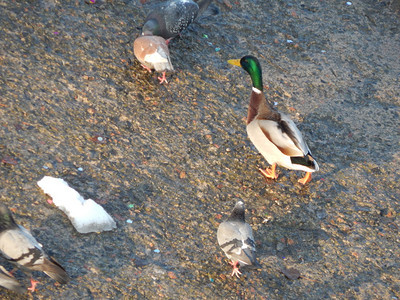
[229, 261, 242, 278]
[141, 64, 152, 73]
[157, 72, 168, 84]
[28, 278, 39, 292]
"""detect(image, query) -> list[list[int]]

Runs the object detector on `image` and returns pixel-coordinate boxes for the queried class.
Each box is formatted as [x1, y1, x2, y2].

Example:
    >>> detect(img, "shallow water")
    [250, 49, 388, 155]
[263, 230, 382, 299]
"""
[0, 0, 399, 299]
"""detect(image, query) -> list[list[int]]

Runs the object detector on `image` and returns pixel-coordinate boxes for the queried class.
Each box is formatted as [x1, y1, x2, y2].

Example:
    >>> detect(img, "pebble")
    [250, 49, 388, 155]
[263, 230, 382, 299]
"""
[277, 242, 285, 251]
[316, 209, 327, 219]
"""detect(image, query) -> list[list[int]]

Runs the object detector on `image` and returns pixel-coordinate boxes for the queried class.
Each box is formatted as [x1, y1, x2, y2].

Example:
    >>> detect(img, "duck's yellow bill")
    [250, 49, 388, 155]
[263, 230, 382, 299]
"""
[227, 59, 241, 66]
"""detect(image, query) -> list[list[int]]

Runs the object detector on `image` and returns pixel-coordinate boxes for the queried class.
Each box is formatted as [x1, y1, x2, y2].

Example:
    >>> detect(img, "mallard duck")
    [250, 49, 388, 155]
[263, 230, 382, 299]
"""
[141, 0, 212, 41]
[228, 55, 319, 184]
[133, 35, 174, 84]
[217, 200, 259, 277]
[0, 204, 69, 292]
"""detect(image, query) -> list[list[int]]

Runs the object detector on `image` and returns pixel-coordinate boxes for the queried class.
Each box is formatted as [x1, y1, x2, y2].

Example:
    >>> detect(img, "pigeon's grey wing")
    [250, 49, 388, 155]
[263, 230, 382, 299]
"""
[0, 227, 69, 284]
[217, 221, 257, 266]
[238, 223, 256, 249]
[16, 227, 69, 283]
[217, 222, 244, 257]
[217, 221, 241, 247]
[237, 223, 257, 266]
[0, 227, 45, 268]
[0, 267, 25, 293]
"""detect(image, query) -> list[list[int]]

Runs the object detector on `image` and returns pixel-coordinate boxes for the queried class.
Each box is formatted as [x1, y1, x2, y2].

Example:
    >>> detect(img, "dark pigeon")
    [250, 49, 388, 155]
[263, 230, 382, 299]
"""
[0, 265, 25, 294]
[0, 204, 69, 291]
[142, 0, 212, 40]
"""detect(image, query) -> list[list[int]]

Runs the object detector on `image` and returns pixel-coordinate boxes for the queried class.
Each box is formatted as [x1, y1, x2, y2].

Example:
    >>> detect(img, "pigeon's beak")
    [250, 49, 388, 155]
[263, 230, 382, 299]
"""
[227, 59, 241, 67]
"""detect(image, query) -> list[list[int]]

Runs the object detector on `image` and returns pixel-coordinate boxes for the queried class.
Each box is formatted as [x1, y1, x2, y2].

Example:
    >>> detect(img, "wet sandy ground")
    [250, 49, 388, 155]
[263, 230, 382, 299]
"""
[0, 0, 399, 299]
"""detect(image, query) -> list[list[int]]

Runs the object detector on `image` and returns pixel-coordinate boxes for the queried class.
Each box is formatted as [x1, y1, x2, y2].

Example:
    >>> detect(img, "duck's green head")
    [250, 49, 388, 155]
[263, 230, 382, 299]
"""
[228, 55, 263, 91]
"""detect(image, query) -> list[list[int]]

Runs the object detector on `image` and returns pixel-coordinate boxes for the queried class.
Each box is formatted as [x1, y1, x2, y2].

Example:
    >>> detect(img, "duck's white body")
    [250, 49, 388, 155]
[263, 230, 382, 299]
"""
[247, 108, 319, 172]
[246, 87, 319, 182]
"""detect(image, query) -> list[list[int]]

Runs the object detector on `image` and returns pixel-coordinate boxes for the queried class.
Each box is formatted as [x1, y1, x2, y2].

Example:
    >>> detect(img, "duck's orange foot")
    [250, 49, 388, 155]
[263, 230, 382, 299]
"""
[259, 163, 278, 180]
[157, 72, 168, 84]
[229, 261, 242, 278]
[298, 172, 312, 185]
[27, 278, 39, 292]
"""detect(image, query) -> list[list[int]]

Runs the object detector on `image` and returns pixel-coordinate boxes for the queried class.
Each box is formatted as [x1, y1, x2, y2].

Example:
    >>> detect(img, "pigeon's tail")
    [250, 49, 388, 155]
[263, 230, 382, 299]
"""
[42, 257, 69, 284]
[153, 46, 174, 72]
[0, 272, 25, 294]
[236, 248, 258, 267]
[196, 1, 219, 21]
[153, 60, 174, 72]
[244, 259, 262, 269]
[196, 0, 213, 17]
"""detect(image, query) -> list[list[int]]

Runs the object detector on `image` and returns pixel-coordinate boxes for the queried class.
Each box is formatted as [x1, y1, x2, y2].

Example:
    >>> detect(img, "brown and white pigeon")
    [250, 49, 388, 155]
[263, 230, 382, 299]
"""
[133, 35, 174, 84]
[0, 204, 69, 291]
[217, 200, 259, 277]
[0, 265, 24, 294]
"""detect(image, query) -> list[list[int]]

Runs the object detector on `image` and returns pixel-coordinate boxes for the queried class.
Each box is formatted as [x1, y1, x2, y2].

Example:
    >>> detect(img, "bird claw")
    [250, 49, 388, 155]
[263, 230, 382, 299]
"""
[27, 279, 39, 292]
[259, 166, 278, 180]
[298, 172, 312, 185]
[229, 261, 242, 278]
[140, 64, 152, 73]
[157, 72, 168, 84]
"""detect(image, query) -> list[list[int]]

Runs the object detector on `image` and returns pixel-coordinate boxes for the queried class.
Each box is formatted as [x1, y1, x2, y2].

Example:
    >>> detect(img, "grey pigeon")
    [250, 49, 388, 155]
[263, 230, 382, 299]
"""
[0, 204, 69, 291]
[217, 201, 259, 277]
[0, 265, 24, 294]
[141, 0, 213, 40]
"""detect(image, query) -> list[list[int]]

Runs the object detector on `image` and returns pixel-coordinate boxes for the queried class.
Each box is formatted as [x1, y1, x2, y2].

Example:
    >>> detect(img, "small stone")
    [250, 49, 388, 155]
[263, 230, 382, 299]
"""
[316, 209, 327, 219]
[277, 242, 285, 251]
[281, 267, 301, 280]
[167, 271, 177, 279]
